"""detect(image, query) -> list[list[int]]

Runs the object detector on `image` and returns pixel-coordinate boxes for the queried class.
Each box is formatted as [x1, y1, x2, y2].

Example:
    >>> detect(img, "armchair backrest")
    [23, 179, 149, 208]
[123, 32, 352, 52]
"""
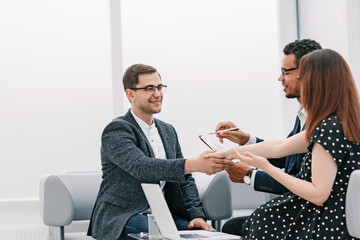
[193, 171, 232, 230]
[346, 169, 360, 238]
[39, 172, 102, 227]
[198, 171, 232, 220]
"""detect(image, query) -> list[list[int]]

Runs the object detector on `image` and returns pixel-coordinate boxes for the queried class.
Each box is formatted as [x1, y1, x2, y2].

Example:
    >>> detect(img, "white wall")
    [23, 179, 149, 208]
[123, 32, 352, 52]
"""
[0, 0, 300, 201]
[277, 0, 301, 136]
[298, 0, 360, 90]
[1, 0, 358, 201]
[0, 0, 296, 232]
[0, 0, 113, 199]
[120, 0, 288, 159]
[1, 0, 359, 233]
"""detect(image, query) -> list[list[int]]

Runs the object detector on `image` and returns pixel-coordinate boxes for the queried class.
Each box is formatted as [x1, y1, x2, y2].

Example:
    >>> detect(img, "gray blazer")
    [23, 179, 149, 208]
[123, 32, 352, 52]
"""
[88, 110, 205, 239]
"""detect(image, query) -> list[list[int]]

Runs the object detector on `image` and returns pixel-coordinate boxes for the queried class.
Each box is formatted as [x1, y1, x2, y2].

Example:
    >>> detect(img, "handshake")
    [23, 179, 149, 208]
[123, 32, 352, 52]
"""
[185, 121, 262, 184]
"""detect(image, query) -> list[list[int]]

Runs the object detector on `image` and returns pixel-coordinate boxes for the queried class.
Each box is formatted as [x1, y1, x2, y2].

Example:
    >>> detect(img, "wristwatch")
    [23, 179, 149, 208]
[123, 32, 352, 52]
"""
[243, 167, 256, 185]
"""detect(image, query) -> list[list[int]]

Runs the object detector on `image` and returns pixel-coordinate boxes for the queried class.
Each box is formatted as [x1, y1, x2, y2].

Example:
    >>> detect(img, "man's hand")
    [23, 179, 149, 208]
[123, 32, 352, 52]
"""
[215, 121, 250, 145]
[226, 161, 251, 183]
[188, 218, 215, 231]
[185, 150, 234, 175]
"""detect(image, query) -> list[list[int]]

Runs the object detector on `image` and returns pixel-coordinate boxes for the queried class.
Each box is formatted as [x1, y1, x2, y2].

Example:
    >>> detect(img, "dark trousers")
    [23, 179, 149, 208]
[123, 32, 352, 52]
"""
[222, 216, 249, 236]
[120, 214, 190, 240]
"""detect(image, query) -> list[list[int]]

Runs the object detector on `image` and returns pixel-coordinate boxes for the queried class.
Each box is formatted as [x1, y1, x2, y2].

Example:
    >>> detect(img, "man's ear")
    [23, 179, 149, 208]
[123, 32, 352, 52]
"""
[125, 89, 135, 102]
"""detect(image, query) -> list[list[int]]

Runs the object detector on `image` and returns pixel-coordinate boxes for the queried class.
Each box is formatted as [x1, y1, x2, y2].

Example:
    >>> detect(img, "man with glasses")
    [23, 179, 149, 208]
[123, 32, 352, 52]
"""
[215, 39, 322, 236]
[87, 64, 232, 240]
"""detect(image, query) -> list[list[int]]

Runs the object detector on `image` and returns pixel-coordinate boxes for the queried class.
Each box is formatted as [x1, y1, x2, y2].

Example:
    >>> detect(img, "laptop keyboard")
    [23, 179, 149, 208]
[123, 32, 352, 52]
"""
[180, 233, 209, 239]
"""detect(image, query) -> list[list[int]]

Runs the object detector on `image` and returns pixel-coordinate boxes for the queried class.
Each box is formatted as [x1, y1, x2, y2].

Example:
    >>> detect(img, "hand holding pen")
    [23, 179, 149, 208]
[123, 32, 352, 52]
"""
[209, 127, 240, 135]
[213, 121, 250, 145]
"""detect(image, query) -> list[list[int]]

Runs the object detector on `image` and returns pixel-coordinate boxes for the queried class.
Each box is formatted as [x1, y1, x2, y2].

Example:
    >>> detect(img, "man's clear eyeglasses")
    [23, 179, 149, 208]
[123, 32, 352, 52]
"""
[130, 85, 167, 95]
[281, 67, 298, 77]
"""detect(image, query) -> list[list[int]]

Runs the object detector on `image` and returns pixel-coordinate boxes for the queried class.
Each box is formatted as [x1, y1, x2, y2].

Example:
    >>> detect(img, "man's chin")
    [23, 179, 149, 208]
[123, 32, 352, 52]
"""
[151, 108, 162, 114]
[285, 94, 299, 99]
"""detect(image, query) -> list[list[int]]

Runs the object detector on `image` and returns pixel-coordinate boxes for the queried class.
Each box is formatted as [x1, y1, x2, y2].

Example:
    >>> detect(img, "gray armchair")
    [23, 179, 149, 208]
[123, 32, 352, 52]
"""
[346, 169, 360, 238]
[40, 171, 232, 239]
[39, 171, 101, 240]
[193, 171, 233, 231]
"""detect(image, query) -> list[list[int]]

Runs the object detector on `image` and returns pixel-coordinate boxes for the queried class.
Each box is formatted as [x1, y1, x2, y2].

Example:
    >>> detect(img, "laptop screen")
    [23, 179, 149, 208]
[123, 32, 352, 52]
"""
[141, 183, 182, 240]
[141, 183, 242, 240]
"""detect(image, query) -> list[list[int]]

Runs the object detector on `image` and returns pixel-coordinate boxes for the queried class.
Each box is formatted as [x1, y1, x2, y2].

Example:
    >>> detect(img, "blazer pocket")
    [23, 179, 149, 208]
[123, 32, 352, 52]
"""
[103, 194, 130, 209]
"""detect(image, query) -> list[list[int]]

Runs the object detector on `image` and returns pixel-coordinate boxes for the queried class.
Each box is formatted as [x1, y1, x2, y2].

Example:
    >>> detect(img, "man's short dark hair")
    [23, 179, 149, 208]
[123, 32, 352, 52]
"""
[122, 64, 160, 90]
[283, 39, 322, 67]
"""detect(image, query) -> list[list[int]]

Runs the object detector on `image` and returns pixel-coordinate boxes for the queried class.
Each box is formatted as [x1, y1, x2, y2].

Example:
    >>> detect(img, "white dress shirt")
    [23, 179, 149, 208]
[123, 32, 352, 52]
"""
[245, 106, 307, 187]
[131, 110, 167, 189]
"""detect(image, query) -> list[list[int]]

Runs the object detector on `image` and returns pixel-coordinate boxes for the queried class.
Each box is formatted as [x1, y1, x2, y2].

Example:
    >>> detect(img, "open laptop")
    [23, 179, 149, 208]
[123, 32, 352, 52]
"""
[141, 183, 242, 240]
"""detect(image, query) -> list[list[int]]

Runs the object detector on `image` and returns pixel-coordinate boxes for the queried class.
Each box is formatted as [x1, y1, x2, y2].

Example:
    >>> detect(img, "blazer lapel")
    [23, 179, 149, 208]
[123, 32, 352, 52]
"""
[123, 109, 155, 157]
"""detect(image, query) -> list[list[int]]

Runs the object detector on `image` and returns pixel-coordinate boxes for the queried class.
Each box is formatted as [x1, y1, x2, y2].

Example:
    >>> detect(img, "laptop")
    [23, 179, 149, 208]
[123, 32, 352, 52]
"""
[141, 183, 242, 240]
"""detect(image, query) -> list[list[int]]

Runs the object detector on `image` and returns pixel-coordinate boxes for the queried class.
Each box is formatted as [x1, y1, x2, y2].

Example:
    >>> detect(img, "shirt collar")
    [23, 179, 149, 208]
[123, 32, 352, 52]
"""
[130, 109, 155, 135]
[297, 106, 307, 130]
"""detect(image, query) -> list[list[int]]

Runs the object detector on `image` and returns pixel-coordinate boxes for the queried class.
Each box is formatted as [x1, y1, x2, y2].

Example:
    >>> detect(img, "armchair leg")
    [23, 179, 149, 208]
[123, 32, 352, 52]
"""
[48, 226, 65, 240]
[211, 220, 222, 231]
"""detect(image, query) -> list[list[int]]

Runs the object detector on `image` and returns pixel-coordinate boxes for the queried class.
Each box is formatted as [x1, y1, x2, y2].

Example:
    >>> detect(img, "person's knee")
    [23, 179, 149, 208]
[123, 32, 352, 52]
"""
[221, 221, 232, 233]
[222, 216, 248, 236]
[121, 217, 148, 240]
[123, 214, 148, 235]
[222, 220, 238, 235]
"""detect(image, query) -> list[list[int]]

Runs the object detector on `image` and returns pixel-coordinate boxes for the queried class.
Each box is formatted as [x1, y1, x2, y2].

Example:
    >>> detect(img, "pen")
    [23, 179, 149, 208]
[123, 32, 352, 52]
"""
[209, 127, 239, 134]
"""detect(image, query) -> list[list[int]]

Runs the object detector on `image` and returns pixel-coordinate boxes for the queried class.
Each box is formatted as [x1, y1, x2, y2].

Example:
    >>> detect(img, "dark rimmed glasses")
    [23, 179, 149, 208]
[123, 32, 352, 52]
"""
[281, 67, 298, 77]
[130, 84, 167, 95]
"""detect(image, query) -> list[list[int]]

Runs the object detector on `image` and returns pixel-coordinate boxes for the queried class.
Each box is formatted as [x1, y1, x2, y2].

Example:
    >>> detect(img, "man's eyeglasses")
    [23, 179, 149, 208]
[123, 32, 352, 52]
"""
[130, 85, 167, 95]
[281, 67, 298, 77]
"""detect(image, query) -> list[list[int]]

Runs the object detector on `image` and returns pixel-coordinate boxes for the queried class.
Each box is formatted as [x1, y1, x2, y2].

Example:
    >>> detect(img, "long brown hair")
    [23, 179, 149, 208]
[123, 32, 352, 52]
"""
[300, 49, 360, 143]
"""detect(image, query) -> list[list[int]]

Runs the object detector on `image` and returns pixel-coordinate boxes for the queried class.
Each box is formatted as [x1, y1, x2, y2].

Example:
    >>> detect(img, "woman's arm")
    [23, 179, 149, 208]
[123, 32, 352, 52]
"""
[209, 131, 308, 160]
[235, 142, 337, 206]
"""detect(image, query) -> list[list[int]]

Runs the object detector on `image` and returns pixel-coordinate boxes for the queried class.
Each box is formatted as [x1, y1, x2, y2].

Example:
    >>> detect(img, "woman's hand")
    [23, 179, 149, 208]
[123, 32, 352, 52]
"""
[232, 148, 270, 170]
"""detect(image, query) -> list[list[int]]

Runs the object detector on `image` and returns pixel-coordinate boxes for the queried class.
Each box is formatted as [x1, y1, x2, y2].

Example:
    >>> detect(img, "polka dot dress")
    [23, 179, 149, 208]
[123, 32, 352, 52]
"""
[242, 116, 360, 240]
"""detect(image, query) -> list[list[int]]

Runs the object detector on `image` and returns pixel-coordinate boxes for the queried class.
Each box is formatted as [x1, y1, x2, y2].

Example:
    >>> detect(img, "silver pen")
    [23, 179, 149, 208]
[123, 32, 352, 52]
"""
[209, 127, 239, 135]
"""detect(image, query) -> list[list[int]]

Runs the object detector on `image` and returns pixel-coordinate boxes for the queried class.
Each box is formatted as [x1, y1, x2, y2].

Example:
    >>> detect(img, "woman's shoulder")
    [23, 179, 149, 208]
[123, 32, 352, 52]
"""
[315, 115, 342, 132]
[311, 115, 343, 142]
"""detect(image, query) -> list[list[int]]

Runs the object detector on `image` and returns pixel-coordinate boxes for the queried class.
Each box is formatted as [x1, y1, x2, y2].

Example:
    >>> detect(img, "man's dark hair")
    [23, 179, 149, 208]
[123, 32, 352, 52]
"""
[122, 64, 161, 90]
[283, 39, 322, 67]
